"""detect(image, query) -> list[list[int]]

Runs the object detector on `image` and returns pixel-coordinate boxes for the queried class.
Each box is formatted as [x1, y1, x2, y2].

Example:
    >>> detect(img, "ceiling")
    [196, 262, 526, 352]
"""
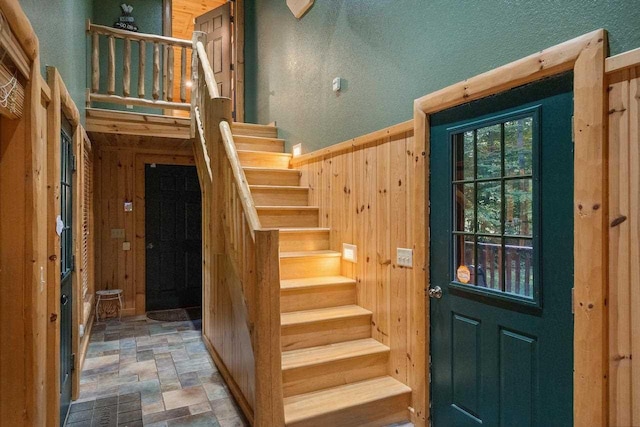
[172, 0, 226, 42]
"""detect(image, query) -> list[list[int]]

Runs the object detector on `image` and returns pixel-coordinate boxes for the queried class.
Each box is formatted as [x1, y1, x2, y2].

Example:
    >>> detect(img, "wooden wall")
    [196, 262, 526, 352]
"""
[607, 53, 640, 427]
[0, 68, 49, 426]
[91, 132, 194, 316]
[297, 128, 418, 390]
[203, 256, 256, 416]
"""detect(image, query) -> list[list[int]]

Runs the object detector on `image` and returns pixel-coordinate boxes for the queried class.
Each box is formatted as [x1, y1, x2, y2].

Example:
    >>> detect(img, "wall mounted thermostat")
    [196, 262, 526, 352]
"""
[332, 77, 341, 92]
[124, 201, 133, 212]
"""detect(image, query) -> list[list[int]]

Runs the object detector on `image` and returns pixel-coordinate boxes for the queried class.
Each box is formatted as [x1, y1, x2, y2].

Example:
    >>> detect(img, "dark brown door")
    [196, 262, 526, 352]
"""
[145, 164, 202, 311]
[196, 3, 231, 99]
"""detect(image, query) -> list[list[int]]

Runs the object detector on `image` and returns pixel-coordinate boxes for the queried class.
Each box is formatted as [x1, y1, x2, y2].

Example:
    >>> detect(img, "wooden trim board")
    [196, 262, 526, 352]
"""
[414, 29, 608, 426]
[606, 47, 640, 74]
[45, 65, 63, 427]
[86, 108, 191, 139]
[291, 120, 413, 165]
[202, 334, 255, 425]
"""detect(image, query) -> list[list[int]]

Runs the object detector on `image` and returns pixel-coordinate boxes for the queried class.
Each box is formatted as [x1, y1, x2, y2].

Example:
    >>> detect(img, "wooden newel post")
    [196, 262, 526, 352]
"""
[254, 230, 284, 427]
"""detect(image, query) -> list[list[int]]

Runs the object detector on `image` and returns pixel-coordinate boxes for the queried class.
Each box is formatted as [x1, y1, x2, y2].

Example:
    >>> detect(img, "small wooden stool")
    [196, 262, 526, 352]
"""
[95, 289, 124, 322]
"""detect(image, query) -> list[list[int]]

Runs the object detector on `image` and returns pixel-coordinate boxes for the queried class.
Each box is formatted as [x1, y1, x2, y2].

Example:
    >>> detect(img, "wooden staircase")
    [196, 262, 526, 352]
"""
[231, 122, 412, 427]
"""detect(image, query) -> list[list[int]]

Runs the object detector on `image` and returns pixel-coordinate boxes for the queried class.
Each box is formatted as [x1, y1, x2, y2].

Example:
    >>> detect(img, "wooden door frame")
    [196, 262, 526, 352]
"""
[163, 0, 244, 122]
[412, 29, 608, 427]
[133, 153, 196, 315]
[45, 66, 81, 427]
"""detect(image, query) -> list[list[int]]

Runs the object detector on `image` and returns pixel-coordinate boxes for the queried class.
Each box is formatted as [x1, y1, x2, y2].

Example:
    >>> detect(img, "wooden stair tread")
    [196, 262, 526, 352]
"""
[283, 376, 411, 425]
[256, 206, 318, 210]
[243, 167, 300, 174]
[250, 185, 307, 190]
[237, 149, 292, 158]
[282, 339, 389, 371]
[281, 276, 355, 290]
[281, 305, 371, 326]
[233, 134, 285, 143]
[278, 227, 330, 233]
[280, 250, 341, 259]
[231, 122, 278, 138]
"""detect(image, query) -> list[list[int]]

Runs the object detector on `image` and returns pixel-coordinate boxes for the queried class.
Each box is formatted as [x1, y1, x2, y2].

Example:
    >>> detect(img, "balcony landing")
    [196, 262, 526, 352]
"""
[86, 108, 192, 140]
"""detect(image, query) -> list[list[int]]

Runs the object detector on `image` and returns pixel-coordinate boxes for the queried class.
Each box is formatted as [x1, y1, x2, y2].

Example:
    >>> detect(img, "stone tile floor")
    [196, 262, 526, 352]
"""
[67, 314, 414, 427]
[66, 315, 247, 427]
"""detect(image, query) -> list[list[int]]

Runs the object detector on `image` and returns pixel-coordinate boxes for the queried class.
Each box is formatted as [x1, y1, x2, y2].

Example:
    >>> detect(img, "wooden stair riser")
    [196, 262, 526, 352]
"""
[257, 208, 319, 229]
[283, 351, 389, 398]
[243, 168, 301, 186]
[283, 376, 412, 427]
[285, 392, 410, 427]
[234, 135, 285, 153]
[281, 283, 356, 313]
[238, 150, 292, 169]
[231, 122, 278, 138]
[251, 187, 309, 206]
[280, 256, 340, 280]
[281, 315, 371, 351]
[279, 230, 330, 252]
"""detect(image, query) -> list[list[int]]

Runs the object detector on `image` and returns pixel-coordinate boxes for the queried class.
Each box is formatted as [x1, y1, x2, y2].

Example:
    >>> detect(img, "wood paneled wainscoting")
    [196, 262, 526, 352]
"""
[291, 120, 427, 424]
[91, 132, 195, 316]
[606, 47, 640, 427]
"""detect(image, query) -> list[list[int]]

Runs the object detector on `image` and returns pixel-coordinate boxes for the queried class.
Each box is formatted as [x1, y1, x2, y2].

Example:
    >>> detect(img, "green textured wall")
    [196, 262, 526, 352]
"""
[21, 0, 93, 122]
[245, 0, 640, 152]
[92, 0, 163, 113]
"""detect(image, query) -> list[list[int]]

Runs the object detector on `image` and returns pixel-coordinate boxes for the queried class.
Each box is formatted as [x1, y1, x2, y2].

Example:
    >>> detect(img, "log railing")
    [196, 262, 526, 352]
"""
[191, 30, 284, 426]
[86, 21, 191, 112]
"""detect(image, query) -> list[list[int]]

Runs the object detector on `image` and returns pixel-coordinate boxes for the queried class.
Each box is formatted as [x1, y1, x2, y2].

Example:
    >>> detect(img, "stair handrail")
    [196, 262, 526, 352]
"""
[194, 105, 213, 182]
[193, 33, 260, 238]
[195, 40, 220, 99]
[219, 121, 262, 238]
[192, 30, 284, 427]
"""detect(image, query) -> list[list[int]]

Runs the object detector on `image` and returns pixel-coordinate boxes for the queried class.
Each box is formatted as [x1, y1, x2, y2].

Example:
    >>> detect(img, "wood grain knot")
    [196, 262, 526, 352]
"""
[610, 215, 627, 227]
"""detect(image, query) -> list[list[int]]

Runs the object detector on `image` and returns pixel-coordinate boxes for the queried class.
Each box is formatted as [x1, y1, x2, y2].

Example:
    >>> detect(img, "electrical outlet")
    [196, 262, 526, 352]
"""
[397, 248, 413, 268]
[122, 241, 131, 251]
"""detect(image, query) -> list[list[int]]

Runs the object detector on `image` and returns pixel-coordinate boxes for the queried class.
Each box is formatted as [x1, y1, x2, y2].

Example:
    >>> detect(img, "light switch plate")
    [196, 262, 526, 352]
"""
[397, 248, 413, 268]
[111, 228, 125, 239]
[332, 77, 341, 92]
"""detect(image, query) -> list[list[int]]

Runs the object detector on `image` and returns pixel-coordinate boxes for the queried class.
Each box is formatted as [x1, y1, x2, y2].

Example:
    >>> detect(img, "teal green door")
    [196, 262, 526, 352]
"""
[59, 126, 74, 425]
[429, 74, 574, 426]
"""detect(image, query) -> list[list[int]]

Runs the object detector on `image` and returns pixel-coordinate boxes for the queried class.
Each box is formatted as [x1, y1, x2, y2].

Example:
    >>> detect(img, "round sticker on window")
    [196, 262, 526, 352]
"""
[457, 265, 471, 284]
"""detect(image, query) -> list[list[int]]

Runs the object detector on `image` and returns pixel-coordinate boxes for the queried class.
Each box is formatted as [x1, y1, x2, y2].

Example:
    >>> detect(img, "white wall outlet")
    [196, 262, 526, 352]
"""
[122, 241, 131, 251]
[292, 143, 302, 157]
[126, 104, 134, 109]
[332, 77, 341, 92]
[397, 248, 413, 268]
[342, 243, 357, 263]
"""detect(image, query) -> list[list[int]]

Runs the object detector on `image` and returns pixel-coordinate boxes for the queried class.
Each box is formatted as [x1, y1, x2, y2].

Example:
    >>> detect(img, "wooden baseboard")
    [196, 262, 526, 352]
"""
[73, 304, 95, 401]
[79, 310, 95, 369]
[202, 334, 255, 425]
